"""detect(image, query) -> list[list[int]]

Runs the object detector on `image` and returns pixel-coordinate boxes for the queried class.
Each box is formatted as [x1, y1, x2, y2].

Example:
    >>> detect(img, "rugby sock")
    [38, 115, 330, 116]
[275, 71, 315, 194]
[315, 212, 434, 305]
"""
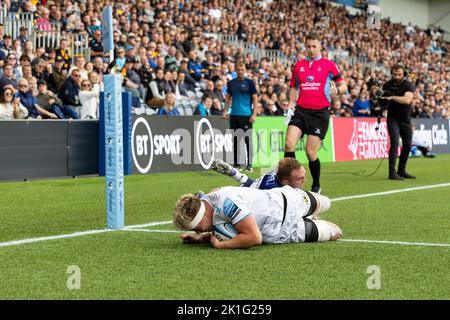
[309, 158, 321, 188]
[229, 169, 249, 185]
[284, 151, 296, 159]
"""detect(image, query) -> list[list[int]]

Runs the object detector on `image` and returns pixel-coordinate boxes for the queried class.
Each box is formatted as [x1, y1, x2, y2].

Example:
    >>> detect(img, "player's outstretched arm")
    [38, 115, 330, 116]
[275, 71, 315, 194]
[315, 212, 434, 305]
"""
[210, 215, 262, 249]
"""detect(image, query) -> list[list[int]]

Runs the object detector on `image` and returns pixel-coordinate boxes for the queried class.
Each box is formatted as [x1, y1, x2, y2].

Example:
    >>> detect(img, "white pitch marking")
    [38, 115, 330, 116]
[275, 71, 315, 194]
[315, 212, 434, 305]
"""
[123, 228, 181, 233]
[339, 239, 450, 248]
[0, 229, 113, 248]
[330, 182, 450, 202]
[1, 182, 450, 249]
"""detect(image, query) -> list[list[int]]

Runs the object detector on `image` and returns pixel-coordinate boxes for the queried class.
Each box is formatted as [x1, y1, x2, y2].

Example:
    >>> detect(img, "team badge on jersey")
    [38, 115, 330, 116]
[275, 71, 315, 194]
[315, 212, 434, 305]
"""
[223, 198, 241, 220]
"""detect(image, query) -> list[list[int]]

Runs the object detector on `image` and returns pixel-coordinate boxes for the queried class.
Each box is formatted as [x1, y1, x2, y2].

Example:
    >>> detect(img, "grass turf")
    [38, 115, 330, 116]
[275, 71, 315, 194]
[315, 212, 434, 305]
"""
[0, 155, 449, 299]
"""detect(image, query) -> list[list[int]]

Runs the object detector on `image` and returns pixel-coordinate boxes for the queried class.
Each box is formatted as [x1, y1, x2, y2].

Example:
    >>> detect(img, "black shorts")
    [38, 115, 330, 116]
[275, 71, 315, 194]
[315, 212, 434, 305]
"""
[230, 115, 252, 132]
[288, 107, 330, 140]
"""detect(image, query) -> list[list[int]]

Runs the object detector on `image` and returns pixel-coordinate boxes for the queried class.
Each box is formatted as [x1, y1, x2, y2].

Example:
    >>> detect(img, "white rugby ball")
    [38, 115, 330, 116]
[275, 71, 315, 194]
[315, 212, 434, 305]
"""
[213, 222, 238, 241]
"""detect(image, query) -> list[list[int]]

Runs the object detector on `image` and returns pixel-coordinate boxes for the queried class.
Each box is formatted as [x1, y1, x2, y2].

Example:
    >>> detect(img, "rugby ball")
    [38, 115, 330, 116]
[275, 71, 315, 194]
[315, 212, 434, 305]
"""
[213, 222, 238, 241]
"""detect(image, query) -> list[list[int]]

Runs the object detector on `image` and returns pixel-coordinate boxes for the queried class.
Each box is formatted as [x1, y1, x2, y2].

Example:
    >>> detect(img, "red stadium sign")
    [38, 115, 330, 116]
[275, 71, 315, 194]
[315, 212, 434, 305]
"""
[332, 118, 391, 161]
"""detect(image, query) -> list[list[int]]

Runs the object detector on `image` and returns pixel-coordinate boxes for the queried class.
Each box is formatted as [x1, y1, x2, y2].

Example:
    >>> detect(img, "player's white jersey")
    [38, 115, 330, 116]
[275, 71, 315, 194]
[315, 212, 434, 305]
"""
[205, 185, 313, 243]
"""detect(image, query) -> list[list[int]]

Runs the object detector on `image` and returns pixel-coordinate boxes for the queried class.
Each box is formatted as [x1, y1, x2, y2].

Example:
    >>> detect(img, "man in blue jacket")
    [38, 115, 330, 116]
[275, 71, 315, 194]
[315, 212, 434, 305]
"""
[57, 69, 80, 119]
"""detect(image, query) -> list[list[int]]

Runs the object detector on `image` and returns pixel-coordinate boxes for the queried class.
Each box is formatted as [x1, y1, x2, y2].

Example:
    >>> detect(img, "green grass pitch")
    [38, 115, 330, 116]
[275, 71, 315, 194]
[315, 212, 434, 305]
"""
[0, 155, 449, 299]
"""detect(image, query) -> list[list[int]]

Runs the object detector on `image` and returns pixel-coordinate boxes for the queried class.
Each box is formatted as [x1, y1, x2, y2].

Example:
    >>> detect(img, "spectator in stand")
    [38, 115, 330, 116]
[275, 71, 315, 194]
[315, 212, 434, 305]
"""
[51, 56, 67, 93]
[55, 38, 72, 72]
[352, 91, 371, 117]
[188, 50, 203, 82]
[17, 78, 57, 119]
[32, 58, 51, 86]
[16, 26, 29, 50]
[146, 68, 166, 108]
[123, 58, 143, 99]
[69, 55, 88, 80]
[157, 92, 180, 116]
[89, 30, 104, 59]
[79, 79, 100, 119]
[36, 80, 65, 119]
[0, 65, 18, 89]
[0, 85, 28, 120]
[57, 69, 81, 119]
[194, 94, 213, 116]
[14, 54, 31, 80]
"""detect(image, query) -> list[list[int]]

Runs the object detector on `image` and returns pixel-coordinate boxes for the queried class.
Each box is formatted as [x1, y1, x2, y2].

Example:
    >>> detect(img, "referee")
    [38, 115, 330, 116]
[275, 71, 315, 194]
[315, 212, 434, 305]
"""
[284, 33, 347, 193]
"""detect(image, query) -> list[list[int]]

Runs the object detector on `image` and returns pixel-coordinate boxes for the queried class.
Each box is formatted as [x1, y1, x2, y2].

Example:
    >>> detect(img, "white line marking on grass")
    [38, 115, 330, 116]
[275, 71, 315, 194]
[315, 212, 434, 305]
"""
[1, 182, 449, 249]
[0, 229, 113, 248]
[339, 239, 450, 248]
[123, 228, 181, 233]
[331, 183, 450, 202]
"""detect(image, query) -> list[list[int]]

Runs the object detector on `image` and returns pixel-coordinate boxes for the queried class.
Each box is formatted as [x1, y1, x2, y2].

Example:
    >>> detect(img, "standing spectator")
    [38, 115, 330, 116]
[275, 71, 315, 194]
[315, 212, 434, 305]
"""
[223, 63, 259, 171]
[284, 33, 347, 193]
[0, 85, 28, 119]
[79, 79, 99, 119]
[16, 26, 29, 49]
[157, 92, 180, 116]
[57, 69, 81, 119]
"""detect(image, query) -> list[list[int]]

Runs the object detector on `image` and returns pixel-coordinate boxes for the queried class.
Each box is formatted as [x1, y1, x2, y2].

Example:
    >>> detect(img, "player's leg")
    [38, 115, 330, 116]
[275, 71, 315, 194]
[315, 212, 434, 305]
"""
[211, 159, 251, 185]
[284, 125, 302, 158]
[303, 191, 331, 219]
[305, 135, 322, 193]
[304, 218, 342, 242]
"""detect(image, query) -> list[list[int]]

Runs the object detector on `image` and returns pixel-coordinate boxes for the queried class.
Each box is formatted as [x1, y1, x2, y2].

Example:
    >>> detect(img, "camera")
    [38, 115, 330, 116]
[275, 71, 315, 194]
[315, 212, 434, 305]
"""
[370, 87, 389, 118]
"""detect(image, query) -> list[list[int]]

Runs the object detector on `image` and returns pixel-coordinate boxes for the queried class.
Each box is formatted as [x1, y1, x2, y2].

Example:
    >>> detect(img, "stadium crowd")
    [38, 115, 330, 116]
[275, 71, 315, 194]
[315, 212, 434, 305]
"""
[0, 0, 448, 120]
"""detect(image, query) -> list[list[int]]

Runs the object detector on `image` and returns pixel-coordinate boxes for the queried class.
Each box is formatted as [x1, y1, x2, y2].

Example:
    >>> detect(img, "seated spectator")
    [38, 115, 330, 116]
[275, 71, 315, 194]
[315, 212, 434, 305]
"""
[0, 64, 18, 89]
[146, 68, 166, 108]
[174, 71, 196, 106]
[50, 56, 67, 93]
[14, 54, 31, 80]
[36, 80, 65, 119]
[194, 95, 213, 116]
[32, 58, 51, 85]
[57, 69, 81, 119]
[123, 58, 143, 99]
[0, 85, 28, 119]
[69, 55, 88, 80]
[157, 93, 180, 116]
[210, 98, 223, 116]
[187, 50, 203, 82]
[16, 78, 57, 119]
[79, 79, 99, 119]
[55, 38, 71, 72]
[352, 91, 371, 117]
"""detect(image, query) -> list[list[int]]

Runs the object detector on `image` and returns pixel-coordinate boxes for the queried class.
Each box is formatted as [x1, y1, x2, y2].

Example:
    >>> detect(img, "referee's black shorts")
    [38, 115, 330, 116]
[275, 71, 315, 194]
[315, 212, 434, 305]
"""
[288, 107, 330, 140]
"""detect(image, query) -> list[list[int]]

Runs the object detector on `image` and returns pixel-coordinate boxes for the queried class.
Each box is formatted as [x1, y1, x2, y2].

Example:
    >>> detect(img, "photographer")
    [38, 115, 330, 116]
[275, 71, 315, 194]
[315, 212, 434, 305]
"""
[382, 63, 416, 180]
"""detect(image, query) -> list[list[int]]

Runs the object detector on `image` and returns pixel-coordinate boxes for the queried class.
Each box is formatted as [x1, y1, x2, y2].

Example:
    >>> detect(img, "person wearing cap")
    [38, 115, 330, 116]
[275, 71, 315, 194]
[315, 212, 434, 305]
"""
[36, 80, 65, 119]
[50, 56, 67, 93]
[17, 26, 29, 49]
[172, 185, 341, 249]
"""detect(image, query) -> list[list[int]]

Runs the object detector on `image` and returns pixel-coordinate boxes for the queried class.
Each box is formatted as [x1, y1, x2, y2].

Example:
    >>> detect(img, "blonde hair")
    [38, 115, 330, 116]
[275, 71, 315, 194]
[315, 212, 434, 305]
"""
[173, 194, 201, 230]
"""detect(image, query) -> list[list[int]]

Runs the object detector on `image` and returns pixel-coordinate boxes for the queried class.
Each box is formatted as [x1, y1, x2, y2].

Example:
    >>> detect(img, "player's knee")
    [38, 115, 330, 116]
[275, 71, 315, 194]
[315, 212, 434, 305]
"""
[310, 193, 331, 215]
[305, 147, 317, 160]
[315, 220, 342, 242]
[285, 138, 297, 151]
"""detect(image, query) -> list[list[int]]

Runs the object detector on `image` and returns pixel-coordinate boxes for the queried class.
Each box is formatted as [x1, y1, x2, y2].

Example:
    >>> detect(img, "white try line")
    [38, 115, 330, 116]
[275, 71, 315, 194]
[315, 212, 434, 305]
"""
[1, 182, 450, 249]
[122, 229, 450, 248]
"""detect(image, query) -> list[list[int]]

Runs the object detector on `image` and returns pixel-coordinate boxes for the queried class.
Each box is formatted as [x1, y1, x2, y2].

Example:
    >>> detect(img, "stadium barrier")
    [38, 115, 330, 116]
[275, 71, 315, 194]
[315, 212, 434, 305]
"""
[0, 120, 98, 181]
[0, 117, 448, 181]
